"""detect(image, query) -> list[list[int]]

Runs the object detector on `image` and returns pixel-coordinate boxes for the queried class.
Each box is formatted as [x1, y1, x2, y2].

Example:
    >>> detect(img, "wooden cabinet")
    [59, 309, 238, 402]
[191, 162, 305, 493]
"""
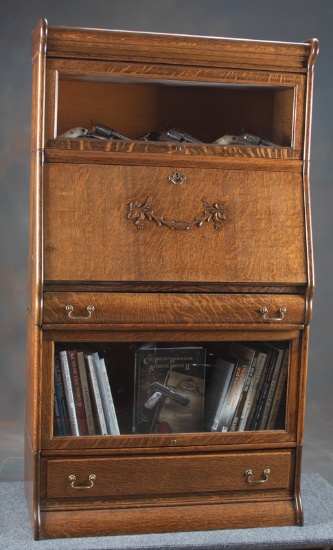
[25, 19, 318, 539]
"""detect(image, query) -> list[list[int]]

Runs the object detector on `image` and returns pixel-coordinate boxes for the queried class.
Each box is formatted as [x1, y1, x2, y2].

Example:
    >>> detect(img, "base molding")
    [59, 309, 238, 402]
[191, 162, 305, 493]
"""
[39, 498, 301, 539]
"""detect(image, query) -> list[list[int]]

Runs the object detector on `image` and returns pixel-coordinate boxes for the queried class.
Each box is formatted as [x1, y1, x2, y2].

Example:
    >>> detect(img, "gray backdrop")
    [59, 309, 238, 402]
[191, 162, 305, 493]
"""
[0, 0, 332, 485]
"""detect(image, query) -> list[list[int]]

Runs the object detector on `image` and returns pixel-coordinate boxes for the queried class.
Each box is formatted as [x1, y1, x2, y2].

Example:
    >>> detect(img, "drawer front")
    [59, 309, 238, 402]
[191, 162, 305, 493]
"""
[43, 292, 305, 326]
[44, 163, 307, 285]
[45, 450, 293, 500]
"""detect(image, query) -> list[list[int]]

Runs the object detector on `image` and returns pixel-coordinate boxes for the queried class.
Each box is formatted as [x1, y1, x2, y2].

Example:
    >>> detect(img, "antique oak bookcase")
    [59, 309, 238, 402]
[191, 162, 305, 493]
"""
[25, 19, 318, 539]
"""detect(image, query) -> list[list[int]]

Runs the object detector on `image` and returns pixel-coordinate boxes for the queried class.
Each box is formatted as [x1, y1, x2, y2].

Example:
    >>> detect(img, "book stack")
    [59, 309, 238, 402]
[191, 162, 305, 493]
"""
[204, 342, 289, 433]
[53, 348, 120, 437]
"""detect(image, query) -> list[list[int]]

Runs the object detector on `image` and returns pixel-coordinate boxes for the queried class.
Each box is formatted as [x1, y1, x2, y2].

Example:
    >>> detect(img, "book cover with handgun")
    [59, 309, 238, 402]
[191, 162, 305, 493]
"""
[133, 343, 206, 434]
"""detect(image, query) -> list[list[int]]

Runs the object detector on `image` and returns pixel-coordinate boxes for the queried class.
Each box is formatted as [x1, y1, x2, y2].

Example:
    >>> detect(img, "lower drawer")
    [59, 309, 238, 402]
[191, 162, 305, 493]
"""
[44, 450, 294, 501]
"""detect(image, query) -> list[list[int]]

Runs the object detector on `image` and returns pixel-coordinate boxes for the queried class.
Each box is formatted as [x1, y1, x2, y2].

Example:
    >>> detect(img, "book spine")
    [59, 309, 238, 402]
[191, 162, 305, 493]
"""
[218, 359, 250, 432]
[230, 357, 256, 431]
[77, 351, 95, 435]
[257, 348, 284, 430]
[93, 353, 119, 435]
[59, 351, 79, 436]
[245, 351, 272, 431]
[209, 364, 235, 432]
[54, 354, 71, 435]
[53, 383, 61, 437]
[251, 351, 278, 431]
[67, 350, 89, 436]
[266, 349, 289, 430]
[86, 354, 108, 436]
[237, 351, 266, 432]
[53, 367, 66, 436]
[99, 356, 120, 435]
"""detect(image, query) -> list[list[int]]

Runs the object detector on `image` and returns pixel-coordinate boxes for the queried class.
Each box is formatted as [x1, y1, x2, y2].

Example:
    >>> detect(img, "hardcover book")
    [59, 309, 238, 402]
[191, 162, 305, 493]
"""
[54, 354, 71, 436]
[133, 344, 206, 434]
[204, 357, 236, 432]
[59, 350, 80, 436]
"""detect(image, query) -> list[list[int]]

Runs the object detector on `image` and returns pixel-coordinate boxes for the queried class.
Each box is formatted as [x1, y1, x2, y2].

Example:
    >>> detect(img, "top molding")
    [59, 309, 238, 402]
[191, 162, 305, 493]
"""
[32, 19, 319, 73]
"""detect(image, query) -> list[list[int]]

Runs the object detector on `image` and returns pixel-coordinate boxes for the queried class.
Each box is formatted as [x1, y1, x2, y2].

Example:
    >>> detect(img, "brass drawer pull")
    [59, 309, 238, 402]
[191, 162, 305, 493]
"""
[68, 474, 96, 489]
[168, 171, 187, 185]
[245, 468, 271, 484]
[260, 306, 287, 322]
[66, 304, 95, 320]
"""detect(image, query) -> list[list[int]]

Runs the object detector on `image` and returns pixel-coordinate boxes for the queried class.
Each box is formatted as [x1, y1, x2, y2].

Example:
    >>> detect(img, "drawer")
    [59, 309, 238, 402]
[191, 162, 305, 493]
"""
[44, 163, 307, 285]
[44, 450, 294, 500]
[43, 292, 306, 326]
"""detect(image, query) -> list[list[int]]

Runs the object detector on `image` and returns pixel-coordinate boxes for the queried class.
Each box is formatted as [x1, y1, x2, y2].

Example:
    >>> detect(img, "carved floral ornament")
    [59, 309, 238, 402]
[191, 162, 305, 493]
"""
[127, 196, 228, 230]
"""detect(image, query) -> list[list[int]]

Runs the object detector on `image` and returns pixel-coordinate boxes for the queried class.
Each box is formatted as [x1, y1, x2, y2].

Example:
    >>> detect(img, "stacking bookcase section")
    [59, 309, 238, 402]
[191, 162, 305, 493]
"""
[26, 20, 318, 539]
[51, 340, 292, 438]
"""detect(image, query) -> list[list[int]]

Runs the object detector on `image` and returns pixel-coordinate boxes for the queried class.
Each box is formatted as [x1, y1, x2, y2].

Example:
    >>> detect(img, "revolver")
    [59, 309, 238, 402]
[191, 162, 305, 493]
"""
[165, 127, 202, 144]
[139, 126, 202, 144]
[144, 381, 189, 409]
[88, 123, 131, 140]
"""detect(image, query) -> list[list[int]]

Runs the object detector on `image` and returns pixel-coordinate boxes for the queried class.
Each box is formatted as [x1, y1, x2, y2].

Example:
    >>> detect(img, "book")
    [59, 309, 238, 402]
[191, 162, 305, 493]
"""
[217, 358, 252, 432]
[54, 354, 71, 435]
[266, 347, 289, 430]
[59, 350, 79, 436]
[204, 357, 236, 432]
[85, 353, 108, 435]
[227, 343, 256, 431]
[250, 344, 281, 431]
[244, 347, 273, 431]
[133, 343, 206, 434]
[236, 349, 267, 431]
[93, 352, 120, 435]
[53, 367, 67, 436]
[67, 349, 89, 436]
[77, 351, 96, 435]
[255, 343, 286, 430]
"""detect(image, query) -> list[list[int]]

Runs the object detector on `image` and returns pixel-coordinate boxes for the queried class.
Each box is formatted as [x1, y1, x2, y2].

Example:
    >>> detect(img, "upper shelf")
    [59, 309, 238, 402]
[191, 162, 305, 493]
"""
[32, 20, 319, 159]
[55, 75, 296, 148]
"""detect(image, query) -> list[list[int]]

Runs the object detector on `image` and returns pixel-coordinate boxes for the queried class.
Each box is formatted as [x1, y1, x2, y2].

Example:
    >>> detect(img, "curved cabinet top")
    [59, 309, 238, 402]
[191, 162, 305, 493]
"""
[32, 19, 319, 73]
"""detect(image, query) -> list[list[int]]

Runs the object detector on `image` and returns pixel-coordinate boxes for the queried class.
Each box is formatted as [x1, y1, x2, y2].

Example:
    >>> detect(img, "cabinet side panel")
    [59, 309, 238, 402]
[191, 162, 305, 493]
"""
[25, 312, 42, 539]
[29, 28, 46, 324]
[25, 312, 41, 451]
[28, 151, 43, 324]
[24, 427, 41, 539]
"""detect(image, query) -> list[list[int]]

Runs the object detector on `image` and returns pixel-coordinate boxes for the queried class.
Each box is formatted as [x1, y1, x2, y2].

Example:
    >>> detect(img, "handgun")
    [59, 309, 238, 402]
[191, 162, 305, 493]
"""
[138, 127, 202, 144]
[89, 123, 131, 141]
[144, 382, 189, 409]
[165, 127, 202, 144]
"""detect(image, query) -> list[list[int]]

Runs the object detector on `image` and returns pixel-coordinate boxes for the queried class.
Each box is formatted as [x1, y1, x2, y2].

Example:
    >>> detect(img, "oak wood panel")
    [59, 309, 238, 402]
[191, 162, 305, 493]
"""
[28, 151, 43, 324]
[39, 497, 299, 538]
[43, 164, 307, 285]
[45, 148, 304, 168]
[43, 292, 306, 326]
[42, 20, 315, 74]
[25, 312, 42, 451]
[44, 450, 293, 500]
[46, 140, 303, 161]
